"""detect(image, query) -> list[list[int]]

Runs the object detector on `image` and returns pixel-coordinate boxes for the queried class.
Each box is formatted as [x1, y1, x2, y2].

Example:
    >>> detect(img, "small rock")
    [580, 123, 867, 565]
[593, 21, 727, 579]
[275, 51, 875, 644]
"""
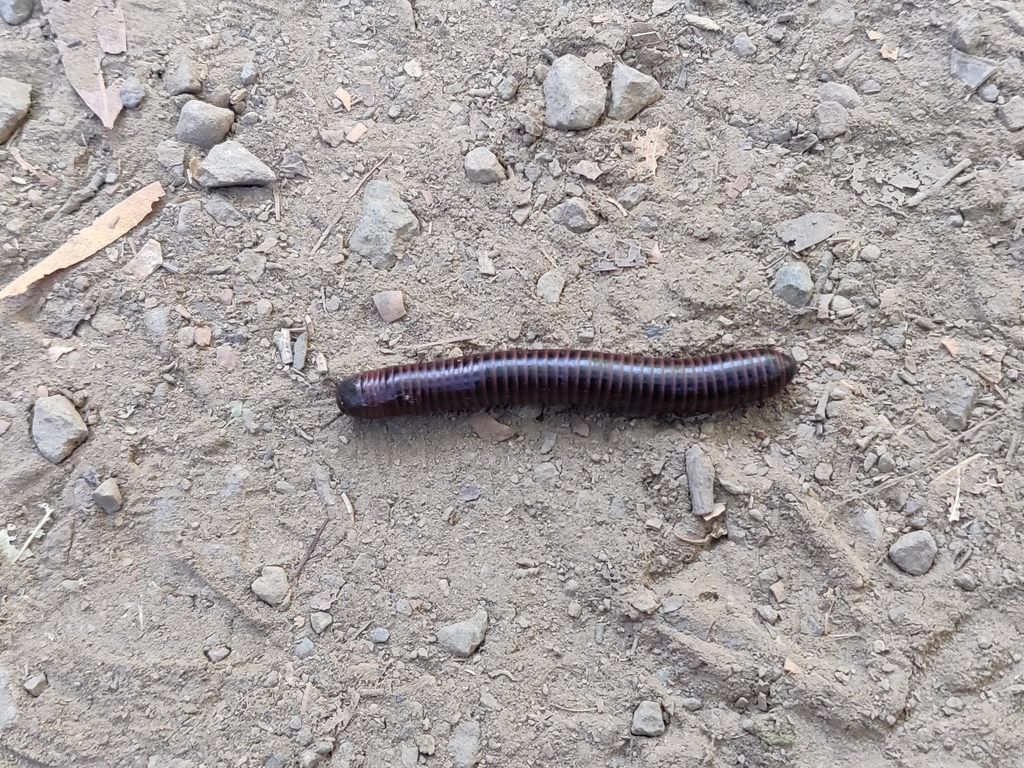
[164, 50, 205, 95]
[859, 79, 881, 95]
[295, 637, 315, 659]
[536, 270, 565, 304]
[889, 530, 938, 576]
[732, 33, 757, 59]
[814, 462, 833, 485]
[815, 101, 849, 139]
[953, 574, 977, 592]
[32, 395, 88, 463]
[156, 139, 186, 170]
[176, 99, 234, 147]
[196, 141, 276, 187]
[0, 77, 32, 143]
[370, 627, 390, 644]
[240, 60, 260, 85]
[123, 238, 164, 279]
[543, 54, 607, 131]
[679, 697, 703, 711]
[437, 608, 488, 657]
[617, 184, 648, 210]
[252, 565, 291, 608]
[876, 453, 896, 474]
[206, 646, 231, 662]
[685, 444, 715, 517]
[817, 82, 862, 109]
[119, 77, 146, 109]
[950, 13, 984, 54]
[997, 97, 1024, 132]
[373, 290, 407, 322]
[92, 478, 123, 513]
[23, 673, 47, 698]
[630, 701, 665, 736]
[949, 50, 998, 91]
[348, 180, 420, 269]
[979, 83, 999, 103]
[548, 198, 598, 233]
[772, 262, 813, 307]
[496, 75, 518, 101]
[310, 612, 333, 635]
[940, 375, 977, 431]
[450, 721, 482, 768]
[607, 62, 662, 121]
[757, 605, 781, 624]
[464, 147, 505, 184]
[203, 195, 244, 227]
[0, 0, 32, 24]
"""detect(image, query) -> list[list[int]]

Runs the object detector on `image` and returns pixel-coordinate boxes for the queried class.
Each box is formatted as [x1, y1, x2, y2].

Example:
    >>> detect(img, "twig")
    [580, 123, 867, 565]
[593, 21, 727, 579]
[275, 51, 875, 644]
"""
[550, 703, 599, 714]
[342, 492, 355, 524]
[672, 529, 712, 546]
[931, 453, 984, 486]
[292, 514, 331, 581]
[905, 158, 972, 208]
[310, 152, 392, 256]
[401, 334, 477, 352]
[14, 504, 54, 563]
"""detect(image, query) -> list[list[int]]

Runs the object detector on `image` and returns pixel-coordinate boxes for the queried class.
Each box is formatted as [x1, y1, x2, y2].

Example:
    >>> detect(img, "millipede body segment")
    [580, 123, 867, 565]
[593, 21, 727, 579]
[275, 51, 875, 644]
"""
[334, 348, 798, 419]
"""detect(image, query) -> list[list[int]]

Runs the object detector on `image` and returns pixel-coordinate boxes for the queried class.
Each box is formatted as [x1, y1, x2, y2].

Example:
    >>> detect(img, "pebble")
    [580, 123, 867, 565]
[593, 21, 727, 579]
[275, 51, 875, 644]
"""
[536, 270, 565, 304]
[449, 721, 482, 768]
[240, 60, 260, 85]
[123, 239, 163, 279]
[348, 180, 421, 269]
[889, 530, 938, 576]
[206, 646, 231, 662]
[732, 33, 757, 59]
[772, 262, 813, 307]
[997, 97, 1024, 132]
[617, 184, 648, 210]
[979, 83, 999, 103]
[310, 612, 333, 635]
[815, 101, 849, 139]
[92, 478, 123, 513]
[156, 139, 186, 170]
[0, 77, 32, 143]
[464, 147, 505, 184]
[295, 637, 315, 659]
[817, 82, 862, 109]
[176, 100, 235, 147]
[370, 627, 390, 644]
[548, 198, 598, 233]
[119, 77, 146, 109]
[630, 701, 665, 736]
[436, 608, 488, 657]
[373, 290, 407, 322]
[814, 462, 833, 485]
[607, 62, 662, 121]
[203, 195, 244, 227]
[876, 453, 896, 474]
[195, 141, 276, 187]
[685, 444, 715, 517]
[32, 395, 88, 463]
[0, 0, 32, 24]
[496, 75, 518, 101]
[954, 574, 977, 592]
[23, 673, 47, 698]
[567, 600, 581, 618]
[164, 50, 205, 95]
[543, 55, 606, 130]
[251, 565, 291, 608]
[950, 13, 984, 54]
[949, 50, 997, 91]
[940, 375, 977, 431]
[680, 697, 703, 711]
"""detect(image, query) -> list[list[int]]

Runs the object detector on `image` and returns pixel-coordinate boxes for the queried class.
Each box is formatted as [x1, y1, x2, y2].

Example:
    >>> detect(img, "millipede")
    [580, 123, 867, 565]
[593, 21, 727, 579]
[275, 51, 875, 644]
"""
[334, 348, 798, 419]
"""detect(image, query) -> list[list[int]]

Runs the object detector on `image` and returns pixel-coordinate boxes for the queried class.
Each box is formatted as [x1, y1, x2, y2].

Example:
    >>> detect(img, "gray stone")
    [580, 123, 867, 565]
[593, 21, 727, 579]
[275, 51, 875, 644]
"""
[940, 375, 977, 431]
[685, 444, 715, 517]
[240, 60, 260, 85]
[310, 612, 333, 635]
[949, 50, 997, 90]
[536, 270, 565, 304]
[176, 100, 235, 147]
[815, 101, 849, 139]
[617, 184, 648, 210]
[889, 530, 938, 576]
[295, 637, 315, 658]
[119, 77, 146, 109]
[950, 13, 984, 54]
[817, 82, 862, 109]
[859, 79, 881, 95]
[23, 673, 47, 698]
[464, 147, 505, 184]
[543, 55, 606, 130]
[450, 721, 482, 768]
[548, 198, 598, 233]
[164, 50, 204, 95]
[203, 195, 244, 227]
[680, 697, 703, 711]
[814, 462, 833, 485]
[772, 262, 813, 307]
[348, 180, 420, 270]
[196, 141, 276, 187]
[0, 77, 31, 143]
[0, 0, 33, 25]
[876, 452, 896, 474]
[437, 608, 488, 657]
[997, 97, 1024, 132]
[206, 646, 231, 662]
[607, 62, 662, 121]
[732, 33, 756, 58]
[92, 478, 123, 513]
[979, 83, 999, 103]
[630, 701, 665, 736]
[496, 75, 518, 101]
[370, 627, 390, 644]
[32, 396, 88, 463]
[156, 139, 185, 169]
[251, 565, 290, 608]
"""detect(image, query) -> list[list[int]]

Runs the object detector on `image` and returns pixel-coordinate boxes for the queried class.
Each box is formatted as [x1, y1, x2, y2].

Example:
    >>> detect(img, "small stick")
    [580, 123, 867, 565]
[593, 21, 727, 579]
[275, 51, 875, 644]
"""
[310, 152, 392, 256]
[930, 452, 984, 486]
[293, 514, 331, 581]
[342, 492, 355, 524]
[13, 504, 54, 563]
[905, 158, 972, 207]
[402, 334, 477, 352]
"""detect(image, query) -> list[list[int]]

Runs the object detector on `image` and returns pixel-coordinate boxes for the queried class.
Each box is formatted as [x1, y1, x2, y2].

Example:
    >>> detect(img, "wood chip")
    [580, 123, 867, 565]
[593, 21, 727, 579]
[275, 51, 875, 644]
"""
[769, 581, 787, 603]
[195, 327, 212, 347]
[346, 122, 368, 143]
[880, 42, 899, 61]
[335, 87, 352, 110]
[867, 30, 884, 40]
[469, 412, 517, 442]
[373, 291, 407, 323]
[0, 182, 164, 300]
[941, 337, 960, 356]
[784, 658, 803, 674]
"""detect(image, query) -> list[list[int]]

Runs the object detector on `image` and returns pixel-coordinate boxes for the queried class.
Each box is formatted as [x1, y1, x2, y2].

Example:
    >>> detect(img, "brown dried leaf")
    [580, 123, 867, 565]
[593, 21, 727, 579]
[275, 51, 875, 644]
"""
[880, 42, 899, 61]
[635, 124, 669, 177]
[724, 173, 748, 198]
[335, 87, 352, 111]
[784, 658, 803, 674]
[346, 122, 368, 143]
[941, 337, 960, 356]
[469, 412, 517, 442]
[867, 30, 884, 40]
[0, 182, 164, 300]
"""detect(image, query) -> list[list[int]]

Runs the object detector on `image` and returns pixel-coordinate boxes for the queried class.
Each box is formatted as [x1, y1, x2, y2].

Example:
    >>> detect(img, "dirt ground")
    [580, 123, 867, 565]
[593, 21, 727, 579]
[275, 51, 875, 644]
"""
[3, 0, 1024, 766]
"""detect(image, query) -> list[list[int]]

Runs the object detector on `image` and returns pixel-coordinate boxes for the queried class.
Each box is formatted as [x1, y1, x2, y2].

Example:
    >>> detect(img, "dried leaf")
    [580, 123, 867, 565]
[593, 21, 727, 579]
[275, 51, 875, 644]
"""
[309, 587, 340, 611]
[724, 173, 748, 198]
[880, 43, 899, 61]
[941, 337, 960, 356]
[0, 182, 164, 300]
[335, 87, 352, 111]
[683, 13, 721, 32]
[776, 212, 846, 251]
[469, 412, 517, 442]
[47, 345, 75, 362]
[784, 658, 803, 674]
[634, 124, 669, 177]
[648, 242, 663, 264]
[346, 122, 368, 143]
[867, 30, 884, 40]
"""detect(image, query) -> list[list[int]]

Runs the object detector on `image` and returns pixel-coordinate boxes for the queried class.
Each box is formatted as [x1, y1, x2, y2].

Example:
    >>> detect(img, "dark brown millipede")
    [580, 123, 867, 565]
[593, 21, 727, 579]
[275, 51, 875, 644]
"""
[334, 348, 798, 419]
